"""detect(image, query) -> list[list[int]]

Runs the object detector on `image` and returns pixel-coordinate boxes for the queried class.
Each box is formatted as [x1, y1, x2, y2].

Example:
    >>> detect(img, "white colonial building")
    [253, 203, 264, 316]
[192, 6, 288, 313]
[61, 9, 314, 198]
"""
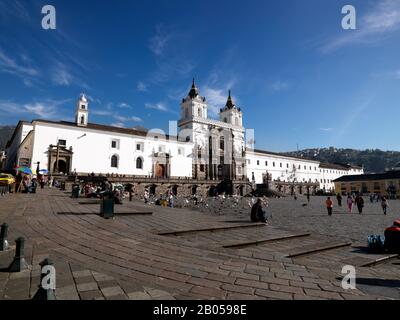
[3, 80, 363, 194]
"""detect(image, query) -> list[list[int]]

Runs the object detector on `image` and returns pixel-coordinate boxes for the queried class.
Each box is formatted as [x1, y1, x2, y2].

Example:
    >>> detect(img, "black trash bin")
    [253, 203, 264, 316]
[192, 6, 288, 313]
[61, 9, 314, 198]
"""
[100, 196, 114, 219]
[71, 184, 80, 198]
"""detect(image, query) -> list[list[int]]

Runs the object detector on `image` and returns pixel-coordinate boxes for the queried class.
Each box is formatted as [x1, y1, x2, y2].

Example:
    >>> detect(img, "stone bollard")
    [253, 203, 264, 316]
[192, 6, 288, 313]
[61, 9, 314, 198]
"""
[0, 223, 9, 251]
[8, 237, 29, 272]
[33, 258, 56, 300]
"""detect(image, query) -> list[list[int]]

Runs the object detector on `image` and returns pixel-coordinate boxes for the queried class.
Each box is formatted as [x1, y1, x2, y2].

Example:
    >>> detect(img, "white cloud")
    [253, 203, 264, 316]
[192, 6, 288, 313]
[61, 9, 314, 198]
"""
[148, 24, 172, 56]
[130, 116, 142, 122]
[0, 0, 31, 23]
[319, 128, 333, 132]
[0, 49, 39, 84]
[110, 122, 125, 128]
[51, 62, 73, 86]
[321, 0, 400, 53]
[118, 102, 132, 109]
[24, 103, 51, 118]
[91, 109, 113, 116]
[113, 115, 142, 123]
[202, 87, 228, 116]
[268, 80, 289, 93]
[137, 81, 147, 92]
[0, 99, 70, 119]
[145, 102, 169, 112]
[86, 95, 102, 105]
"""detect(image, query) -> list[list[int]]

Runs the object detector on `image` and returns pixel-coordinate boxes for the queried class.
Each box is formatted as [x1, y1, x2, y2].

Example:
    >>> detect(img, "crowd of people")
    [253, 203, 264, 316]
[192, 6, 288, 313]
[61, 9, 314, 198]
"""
[0, 173, 61, 196]
[81, 179, 124, 204]
[325, 192, 389, 216]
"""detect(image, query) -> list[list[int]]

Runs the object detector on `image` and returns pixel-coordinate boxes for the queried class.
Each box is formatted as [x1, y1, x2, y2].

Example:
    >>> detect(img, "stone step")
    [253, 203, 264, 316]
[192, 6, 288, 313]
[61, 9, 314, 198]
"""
[157, 223, 267, 236]
[287, 241, 352, 258]
[222, 232, 311, 249]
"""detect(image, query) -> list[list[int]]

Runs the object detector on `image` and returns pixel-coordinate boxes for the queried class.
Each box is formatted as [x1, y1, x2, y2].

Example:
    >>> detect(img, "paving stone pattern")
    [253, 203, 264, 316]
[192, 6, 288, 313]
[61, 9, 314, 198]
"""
[0, 189, 399, 300]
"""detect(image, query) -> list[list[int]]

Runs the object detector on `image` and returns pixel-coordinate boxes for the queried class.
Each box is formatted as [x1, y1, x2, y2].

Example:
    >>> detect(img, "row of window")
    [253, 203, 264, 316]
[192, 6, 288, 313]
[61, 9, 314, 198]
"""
[248, 159, 318, 171]
[111, 139, 143, 151]
[321, 169, 347, 175]
[248, 158, 351, 175]
[110, 155, 143, 169]
[110, 139, 185, 156]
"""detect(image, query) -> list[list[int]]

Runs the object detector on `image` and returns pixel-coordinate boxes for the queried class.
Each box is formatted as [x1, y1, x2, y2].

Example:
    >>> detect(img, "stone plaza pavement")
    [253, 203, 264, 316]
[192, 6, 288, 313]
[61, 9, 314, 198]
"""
[0, 188, 399, 300]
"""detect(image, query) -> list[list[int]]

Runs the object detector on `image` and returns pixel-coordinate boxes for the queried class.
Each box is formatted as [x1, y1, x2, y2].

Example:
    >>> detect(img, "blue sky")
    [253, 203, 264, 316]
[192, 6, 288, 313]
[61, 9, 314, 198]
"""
[0, 0, 399, 152]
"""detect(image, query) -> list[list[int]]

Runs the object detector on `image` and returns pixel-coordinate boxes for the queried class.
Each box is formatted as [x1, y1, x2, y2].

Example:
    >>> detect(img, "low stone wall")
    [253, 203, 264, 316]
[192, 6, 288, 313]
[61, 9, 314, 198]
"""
[65, 176, 252, 198]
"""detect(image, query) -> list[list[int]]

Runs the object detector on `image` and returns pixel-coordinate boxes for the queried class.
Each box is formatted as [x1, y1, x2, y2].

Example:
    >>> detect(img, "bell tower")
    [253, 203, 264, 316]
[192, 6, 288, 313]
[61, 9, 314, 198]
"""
[75, 93, 88, 127]
[219, 90, 243, 127]
[180, 79, 208, 121]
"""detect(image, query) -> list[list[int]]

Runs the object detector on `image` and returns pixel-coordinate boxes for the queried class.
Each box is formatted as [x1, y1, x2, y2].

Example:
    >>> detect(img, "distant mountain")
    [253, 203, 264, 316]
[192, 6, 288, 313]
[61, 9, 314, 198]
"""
[0, 126, 15, 151]
[285, 148, 400, 173]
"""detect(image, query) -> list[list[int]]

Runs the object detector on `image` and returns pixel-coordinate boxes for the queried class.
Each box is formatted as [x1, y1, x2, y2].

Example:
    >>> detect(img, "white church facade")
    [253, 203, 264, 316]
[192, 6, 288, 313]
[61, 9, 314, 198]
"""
[4, 80, 363, 194]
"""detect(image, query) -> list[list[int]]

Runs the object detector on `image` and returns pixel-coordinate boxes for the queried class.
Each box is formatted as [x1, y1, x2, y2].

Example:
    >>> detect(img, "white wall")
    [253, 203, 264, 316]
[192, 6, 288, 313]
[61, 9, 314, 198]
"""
[31, 122, 193, 177]
[246, 152, 320, 184]
[319, 167, 364, 192]
[5, 123, 33, 170]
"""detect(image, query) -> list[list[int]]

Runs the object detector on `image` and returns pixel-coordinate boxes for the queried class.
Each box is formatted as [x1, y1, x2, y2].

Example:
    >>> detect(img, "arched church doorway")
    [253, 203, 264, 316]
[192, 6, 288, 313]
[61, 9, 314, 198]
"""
[54, 160, 67, 174]
[155, 163, 166, 178]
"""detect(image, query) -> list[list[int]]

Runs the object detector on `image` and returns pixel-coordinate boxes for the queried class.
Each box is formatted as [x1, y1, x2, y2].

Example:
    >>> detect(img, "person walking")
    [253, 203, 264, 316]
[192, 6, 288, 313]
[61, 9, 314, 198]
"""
[144, 189, 149, 204]
[346, 194, 354, 213]
[129, 187, 133, 202]
[306, 193, 310, 203]
[355, 194, 364, 214]
[336, 193, 343, 207]
[326, 197, 333, 216]
[381, 196, 388, 215]
[168, 193, 174, 208]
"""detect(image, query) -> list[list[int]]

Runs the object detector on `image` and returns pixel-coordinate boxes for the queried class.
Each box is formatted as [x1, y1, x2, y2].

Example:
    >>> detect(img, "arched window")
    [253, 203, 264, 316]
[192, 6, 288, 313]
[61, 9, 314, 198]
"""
[136, 157, 143, 169]
[185, 108, 189, 118]
[224, 117, 227, 123]
[80, 115, 85, 124]
[235, 117, 239, 126]
[111, 155, 118, 168]
[198, 108, 202, 117]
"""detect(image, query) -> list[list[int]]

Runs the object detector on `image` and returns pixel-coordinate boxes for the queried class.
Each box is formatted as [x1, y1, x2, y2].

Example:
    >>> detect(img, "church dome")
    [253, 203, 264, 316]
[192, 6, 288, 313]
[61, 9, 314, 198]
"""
[79, 93, 88, 103]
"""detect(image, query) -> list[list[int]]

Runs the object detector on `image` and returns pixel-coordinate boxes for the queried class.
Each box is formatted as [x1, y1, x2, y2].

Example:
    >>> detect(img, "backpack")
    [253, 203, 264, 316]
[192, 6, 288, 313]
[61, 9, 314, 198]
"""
[367, 235, 385, 252]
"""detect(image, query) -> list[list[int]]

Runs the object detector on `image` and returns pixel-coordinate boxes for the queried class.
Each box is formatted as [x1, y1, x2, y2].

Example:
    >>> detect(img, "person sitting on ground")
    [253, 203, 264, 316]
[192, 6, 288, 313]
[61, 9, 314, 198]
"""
[251, 198, 267, 223]
[86, 185, 97, 198]
[384, 220, 400, 252]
